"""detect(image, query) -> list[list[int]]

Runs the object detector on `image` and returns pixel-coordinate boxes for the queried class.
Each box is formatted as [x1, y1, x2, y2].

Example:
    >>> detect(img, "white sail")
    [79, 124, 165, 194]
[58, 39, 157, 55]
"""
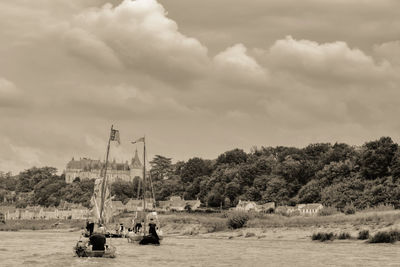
[90, 177, 113, 224]
[90, 178, 102, 222]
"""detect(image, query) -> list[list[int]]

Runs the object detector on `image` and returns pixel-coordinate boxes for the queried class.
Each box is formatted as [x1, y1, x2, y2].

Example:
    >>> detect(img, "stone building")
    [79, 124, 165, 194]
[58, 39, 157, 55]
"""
[65, 150, 143, 183]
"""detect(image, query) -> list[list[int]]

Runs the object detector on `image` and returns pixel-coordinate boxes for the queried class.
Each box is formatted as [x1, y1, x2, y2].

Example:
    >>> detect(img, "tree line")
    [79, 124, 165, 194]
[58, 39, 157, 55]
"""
[1, 136, 400, 210]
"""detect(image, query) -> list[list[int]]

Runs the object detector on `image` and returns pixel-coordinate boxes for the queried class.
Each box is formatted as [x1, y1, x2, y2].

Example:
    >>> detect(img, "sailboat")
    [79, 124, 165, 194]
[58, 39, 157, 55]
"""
[74, 125, 119, 258]
[126, 136, 163, 245]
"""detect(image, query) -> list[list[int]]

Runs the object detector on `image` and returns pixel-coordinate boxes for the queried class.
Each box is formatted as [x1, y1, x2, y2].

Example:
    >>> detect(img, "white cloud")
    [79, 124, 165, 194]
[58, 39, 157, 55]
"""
[65, 0, 209, 82]
[268, 36, 393, 84]
[213, 43, 268, 86]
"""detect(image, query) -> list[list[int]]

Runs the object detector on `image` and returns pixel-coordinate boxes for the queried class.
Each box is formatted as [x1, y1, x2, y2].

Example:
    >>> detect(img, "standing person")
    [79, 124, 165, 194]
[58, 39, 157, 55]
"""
[86, 220, 94, 236]
[135, 220, 143, 233]
[148, 218, 159, 240]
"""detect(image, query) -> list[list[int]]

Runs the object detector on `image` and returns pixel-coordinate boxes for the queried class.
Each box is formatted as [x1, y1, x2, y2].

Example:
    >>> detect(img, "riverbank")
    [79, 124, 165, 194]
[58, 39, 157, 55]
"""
[115, 209, 400, 242]
[0, 219, 84, 231]
[2, 210, 400, 243]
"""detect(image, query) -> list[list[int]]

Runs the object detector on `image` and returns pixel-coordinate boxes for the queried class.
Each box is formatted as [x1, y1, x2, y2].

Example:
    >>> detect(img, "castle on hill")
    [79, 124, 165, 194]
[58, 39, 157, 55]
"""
[65, 149, 143, 183]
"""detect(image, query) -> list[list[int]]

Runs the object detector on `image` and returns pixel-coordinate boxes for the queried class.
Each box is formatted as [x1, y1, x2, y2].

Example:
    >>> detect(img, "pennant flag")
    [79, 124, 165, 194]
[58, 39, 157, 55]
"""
[110, 129, 120, 144]
[131, 136, 145, 144]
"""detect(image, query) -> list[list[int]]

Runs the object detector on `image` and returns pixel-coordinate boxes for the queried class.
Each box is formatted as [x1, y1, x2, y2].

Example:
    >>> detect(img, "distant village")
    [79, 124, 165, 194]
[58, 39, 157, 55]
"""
[0, 196, 324, 222]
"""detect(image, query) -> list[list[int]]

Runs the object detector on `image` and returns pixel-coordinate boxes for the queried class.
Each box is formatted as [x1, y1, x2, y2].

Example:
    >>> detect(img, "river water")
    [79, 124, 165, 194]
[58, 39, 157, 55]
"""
[0, 231, 399, 266]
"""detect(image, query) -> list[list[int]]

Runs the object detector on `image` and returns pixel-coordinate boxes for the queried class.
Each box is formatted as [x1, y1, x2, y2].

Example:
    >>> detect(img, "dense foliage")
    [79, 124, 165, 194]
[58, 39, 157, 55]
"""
[152, 136, 400, 210]
[1, 136, 400, 210]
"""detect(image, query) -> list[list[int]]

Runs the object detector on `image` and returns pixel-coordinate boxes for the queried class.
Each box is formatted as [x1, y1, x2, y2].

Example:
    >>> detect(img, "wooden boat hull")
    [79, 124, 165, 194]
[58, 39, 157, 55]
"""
[74, 241, 116, 258]
[127, 232, 142, 242]
[127, 231, 163, 243]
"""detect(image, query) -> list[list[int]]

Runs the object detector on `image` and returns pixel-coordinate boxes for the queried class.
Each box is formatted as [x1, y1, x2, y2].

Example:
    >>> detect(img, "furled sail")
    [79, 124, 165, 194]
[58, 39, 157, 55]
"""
[90, 177, 113, 224]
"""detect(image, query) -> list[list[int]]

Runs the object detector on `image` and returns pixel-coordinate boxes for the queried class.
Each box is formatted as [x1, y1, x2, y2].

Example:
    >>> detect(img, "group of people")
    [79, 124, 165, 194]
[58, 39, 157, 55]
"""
[81, 215, 161, 250]
[82, 221, 107, 251]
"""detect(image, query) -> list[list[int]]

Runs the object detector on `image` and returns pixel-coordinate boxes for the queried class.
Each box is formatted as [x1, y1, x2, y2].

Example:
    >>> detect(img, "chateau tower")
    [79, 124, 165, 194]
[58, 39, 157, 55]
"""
[130, 149, 143, 179]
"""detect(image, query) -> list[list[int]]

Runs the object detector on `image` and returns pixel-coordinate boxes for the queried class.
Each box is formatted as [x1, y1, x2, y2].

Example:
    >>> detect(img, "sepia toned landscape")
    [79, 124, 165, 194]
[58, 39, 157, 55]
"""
[1, 0, 400, 266]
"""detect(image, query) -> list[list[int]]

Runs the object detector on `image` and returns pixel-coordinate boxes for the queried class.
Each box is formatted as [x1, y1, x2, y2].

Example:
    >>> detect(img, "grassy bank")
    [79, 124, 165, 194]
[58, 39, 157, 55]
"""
[3, 209, 400, 241]
[0, 219, 85, 231]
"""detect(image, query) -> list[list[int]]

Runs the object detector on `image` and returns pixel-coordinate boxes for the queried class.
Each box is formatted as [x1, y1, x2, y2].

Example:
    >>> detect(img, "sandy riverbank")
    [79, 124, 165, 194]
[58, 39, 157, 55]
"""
[2, 210, 400, 242]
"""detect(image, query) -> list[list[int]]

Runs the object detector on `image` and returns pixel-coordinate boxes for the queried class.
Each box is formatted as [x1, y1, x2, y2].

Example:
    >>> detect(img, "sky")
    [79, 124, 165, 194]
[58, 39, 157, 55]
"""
[1, 0, 400, 174]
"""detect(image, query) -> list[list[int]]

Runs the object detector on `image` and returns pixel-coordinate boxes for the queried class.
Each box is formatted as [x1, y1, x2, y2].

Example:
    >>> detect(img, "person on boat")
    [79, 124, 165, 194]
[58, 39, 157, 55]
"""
[89, 233, 106, 251]
[97, 224, 106, 234]
[135, 220, 143, 233]
[148, 218, 159, 240]
[86, 220, 94, 236]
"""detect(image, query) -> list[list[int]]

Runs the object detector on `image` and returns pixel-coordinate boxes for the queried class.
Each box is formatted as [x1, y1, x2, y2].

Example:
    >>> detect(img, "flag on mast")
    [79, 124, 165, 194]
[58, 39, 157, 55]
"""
[131, 137, 145, 144]
[110, 129, 120, 144]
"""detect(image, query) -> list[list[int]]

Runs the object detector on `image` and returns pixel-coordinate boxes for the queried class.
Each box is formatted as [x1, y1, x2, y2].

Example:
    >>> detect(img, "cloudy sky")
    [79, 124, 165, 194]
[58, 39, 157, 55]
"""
[1, 0, 400, 174]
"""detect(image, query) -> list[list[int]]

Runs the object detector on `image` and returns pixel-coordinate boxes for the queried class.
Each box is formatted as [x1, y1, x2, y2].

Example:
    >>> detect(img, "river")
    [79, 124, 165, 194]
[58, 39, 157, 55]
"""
[0, 231, 399, 266]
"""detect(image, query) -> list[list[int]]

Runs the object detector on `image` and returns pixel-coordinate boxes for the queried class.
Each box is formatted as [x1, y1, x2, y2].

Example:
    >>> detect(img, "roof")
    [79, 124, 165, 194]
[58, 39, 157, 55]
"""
[236, 200, 256, 208]
[66, 157, 130, 171]
[131, 150, 142, 169]
[258, 202, 275, 209]
[298, 204, 323, 209]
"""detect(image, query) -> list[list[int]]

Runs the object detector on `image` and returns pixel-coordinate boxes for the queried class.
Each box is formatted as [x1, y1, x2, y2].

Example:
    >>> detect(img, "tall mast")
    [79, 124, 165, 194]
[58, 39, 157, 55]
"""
[99, 125, 113, 224]
[142, 136, 146, 235]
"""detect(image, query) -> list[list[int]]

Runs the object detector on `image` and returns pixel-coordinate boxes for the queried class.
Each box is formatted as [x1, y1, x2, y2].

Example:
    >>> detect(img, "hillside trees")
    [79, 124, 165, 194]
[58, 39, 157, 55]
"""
[360, 137, 398, 179]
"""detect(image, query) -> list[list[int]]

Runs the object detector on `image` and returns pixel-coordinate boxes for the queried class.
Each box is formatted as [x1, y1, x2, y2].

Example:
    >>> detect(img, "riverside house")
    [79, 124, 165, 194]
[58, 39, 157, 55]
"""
[235, 200, 276, 213]
[275, 204, 324, 216]
[297, 203, 324, 215]
[158, 196, 201, 211]
[3, 206, 90, 220]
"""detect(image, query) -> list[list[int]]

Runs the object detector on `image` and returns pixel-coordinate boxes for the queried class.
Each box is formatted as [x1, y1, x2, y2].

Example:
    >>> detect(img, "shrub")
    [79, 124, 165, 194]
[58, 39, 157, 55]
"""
[311, 232, 335, 242]
[227, 212, 250, 229]
[344, 205, 356, 215]
[358, 230, 369, 240]
[369, 230, 400, 243]
[337, 232, 351, 240]
[318, 206, 337, 216]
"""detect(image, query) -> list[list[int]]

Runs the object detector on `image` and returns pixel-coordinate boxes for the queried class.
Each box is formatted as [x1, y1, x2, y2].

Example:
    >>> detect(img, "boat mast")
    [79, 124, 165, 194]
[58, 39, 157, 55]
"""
[142, 136, 147, 235]
[99, 125, 113, 224]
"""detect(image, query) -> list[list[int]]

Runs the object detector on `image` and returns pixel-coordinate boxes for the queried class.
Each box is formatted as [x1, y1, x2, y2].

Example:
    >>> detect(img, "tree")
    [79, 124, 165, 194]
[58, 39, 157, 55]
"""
[360, 137, 398, 180]
[180, 158, 211, 183]
[150, 155, 173, 181]
[390, 150, 400, 182]
[33, 175, 66, 207]
[225, 181, 241, 203]
[297, 179, 322, 203]
[206, 190, 224, 208]
[217, 149, 248, 165]
[61, 179, 95, 208]
[111, 180, 135, 203]
[261, 175, 290, 205]
[321, 176, 365, 209]
[245, 187, 261, 201]
[16, 167, 58, 193]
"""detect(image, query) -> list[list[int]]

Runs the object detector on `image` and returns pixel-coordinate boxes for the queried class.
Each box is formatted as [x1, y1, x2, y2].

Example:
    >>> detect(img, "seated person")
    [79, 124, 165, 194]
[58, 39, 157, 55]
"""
[134, 220, 143, 233]
[89, 233, 106, 251]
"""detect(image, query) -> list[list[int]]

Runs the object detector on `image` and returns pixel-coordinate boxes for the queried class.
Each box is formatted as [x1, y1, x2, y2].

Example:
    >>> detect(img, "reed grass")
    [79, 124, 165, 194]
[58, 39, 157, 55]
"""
[369, 230, 400, 243]
[312, 232, 335, 242]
